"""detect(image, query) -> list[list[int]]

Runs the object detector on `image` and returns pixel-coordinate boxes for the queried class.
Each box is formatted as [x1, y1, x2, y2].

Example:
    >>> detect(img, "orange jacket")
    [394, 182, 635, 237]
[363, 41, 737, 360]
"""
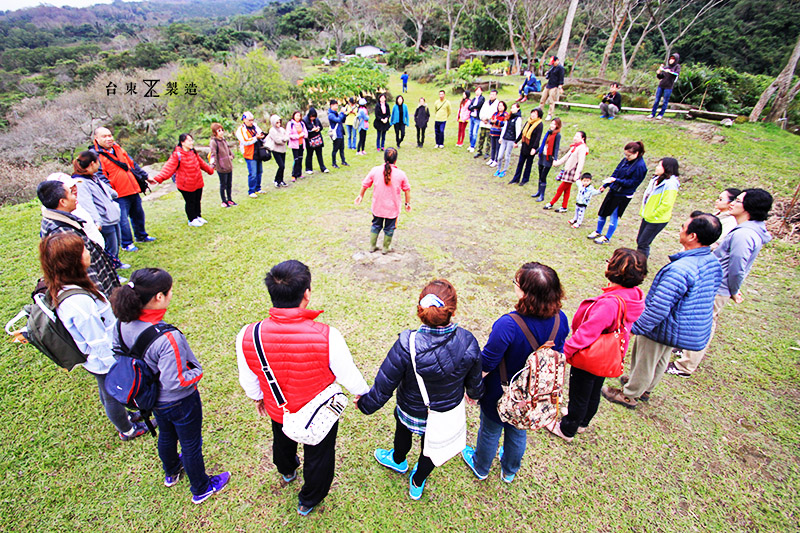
[93, 142, 141, 197]
[153, 147, 214, 192]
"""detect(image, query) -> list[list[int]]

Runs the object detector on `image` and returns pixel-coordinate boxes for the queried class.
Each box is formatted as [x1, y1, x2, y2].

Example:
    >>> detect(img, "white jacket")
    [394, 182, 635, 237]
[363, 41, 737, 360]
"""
[479, 99, 499, 128]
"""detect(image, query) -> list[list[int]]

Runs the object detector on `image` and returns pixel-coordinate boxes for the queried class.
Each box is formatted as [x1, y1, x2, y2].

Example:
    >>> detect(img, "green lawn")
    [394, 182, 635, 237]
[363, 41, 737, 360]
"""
[0, 75, 798, 531]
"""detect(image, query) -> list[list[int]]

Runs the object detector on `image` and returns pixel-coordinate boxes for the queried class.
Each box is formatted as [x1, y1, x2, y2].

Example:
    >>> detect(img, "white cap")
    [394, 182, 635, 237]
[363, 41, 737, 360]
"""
[242, 111, 254, 120]
[47, 172, 79, 188]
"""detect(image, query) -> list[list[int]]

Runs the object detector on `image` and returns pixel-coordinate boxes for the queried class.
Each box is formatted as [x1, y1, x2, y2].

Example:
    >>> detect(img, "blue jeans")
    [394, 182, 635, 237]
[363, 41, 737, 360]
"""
[376, 129, 387, 150]
[651, 87, 672, 117]
[434, 121, 446, 146]
[473, 410, 527, 476]
[99, 224, 121, 262]
[371, 216, 396, 236]
[469, 117, 481, 148]
[116, 194, 148, 247]
[346, 125, 357, 149]
[245, 158, 263, 194]
[596, 208, 621, 239]
[153, 389, 210, 496]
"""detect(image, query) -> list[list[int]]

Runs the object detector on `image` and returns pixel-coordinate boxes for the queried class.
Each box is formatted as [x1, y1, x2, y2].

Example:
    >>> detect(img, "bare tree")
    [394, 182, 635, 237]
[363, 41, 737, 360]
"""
[649, 0, 727, 61]
[315, 0, 351, 58]
[484, 0, 521, 72]
[519, 0, 568, 75]
[619, 0, 655, 83]
[598, 0, 632, 79]
[570, 0, 605, 76]
[442, 0, 474, 71]
[399, 0, 438, 53]
[750, 34, 800, 123]
[557, 0, 580, 62]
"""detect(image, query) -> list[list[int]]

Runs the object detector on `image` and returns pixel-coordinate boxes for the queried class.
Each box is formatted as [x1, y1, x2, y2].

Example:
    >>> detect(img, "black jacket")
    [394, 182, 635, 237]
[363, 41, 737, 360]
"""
[657, 53, 681, 90]
[302, 112, 323, 144]
[374, 102, 391, 132]
[545, 64, 565, 89]
[414, 105, 430, 128]
[358, 327, 484, 418]
[468, 94, 485, 118]
[603, 91, 622, 108]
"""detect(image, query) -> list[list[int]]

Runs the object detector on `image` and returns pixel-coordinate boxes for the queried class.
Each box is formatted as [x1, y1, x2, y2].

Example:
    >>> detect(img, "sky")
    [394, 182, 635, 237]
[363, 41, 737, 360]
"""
[2, 0, 117, 12]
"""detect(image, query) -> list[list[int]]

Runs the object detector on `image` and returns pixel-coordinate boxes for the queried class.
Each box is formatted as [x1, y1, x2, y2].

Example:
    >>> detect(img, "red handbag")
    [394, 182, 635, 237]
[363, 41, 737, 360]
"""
[569, 295, 627, 378]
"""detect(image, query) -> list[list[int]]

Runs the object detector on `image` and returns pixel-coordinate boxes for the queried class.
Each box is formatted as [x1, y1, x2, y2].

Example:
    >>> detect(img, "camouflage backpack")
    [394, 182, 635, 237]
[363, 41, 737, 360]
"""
[496, 314, 564, 430]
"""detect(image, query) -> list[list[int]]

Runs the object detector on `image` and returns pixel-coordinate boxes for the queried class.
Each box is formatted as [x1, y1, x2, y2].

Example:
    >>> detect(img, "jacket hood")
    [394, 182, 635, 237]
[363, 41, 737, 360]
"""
[669, 53, 681, 63]
[607, 286, 646, 322]
[270, 114, 281, 128]
[730, 220, 772, 245]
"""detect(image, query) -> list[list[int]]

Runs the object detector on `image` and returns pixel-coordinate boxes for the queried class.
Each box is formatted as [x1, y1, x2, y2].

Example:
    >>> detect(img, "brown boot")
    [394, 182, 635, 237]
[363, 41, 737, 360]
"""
[601, 385, 638, 409]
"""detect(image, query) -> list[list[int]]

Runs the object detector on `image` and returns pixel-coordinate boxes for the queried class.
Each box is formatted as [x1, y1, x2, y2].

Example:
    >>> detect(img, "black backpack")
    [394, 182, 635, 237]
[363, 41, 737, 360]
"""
[254, 138, 272, 161]
[105, 322, 179, 437]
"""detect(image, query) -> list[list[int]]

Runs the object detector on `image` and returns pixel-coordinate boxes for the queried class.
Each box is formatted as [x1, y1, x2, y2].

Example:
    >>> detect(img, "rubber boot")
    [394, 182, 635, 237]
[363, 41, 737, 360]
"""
[369, 231, 379, 252]
[382, 234, 393, 254]
[532, 182, 546, 201]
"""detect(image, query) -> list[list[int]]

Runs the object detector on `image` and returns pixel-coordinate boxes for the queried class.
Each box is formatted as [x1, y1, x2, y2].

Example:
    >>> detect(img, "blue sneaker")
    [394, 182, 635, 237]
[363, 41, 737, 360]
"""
[408, 464, 425, 500]
[297, 504, 314, 516]
[121, 244, 138, 252]
[461, 446, 488, 480]
[191, 471, 231, 504]
[282, 470, 297, 483]
[136, 236, 156, 243]
[165, 457, 184, 487]
[608, 116, 615, 120]
[374, 448, 408, 474]
[498, 171, 506, 178]
[498, 447, 515, 483]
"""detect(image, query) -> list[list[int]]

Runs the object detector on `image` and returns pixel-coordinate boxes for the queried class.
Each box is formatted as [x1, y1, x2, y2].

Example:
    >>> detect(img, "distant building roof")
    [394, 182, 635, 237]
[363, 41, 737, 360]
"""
[468, 50, 516, 58]
[355, 45, 385, 57]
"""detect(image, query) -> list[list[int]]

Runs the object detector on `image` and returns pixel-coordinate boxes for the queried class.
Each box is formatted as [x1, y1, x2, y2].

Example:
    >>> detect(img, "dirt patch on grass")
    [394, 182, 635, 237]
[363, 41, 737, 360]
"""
[350, 248, 432, 283]
[682, 123, 726, 144]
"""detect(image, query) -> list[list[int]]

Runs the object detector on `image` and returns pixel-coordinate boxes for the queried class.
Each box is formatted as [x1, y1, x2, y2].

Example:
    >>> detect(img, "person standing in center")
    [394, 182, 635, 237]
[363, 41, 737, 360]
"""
[531, 118, 561, 202]
[414, 97, 430, 148]
[354, 148, 411, 254]
[433, 90, 451, 149]
[236, 260, 370, 516]
[235, 112, 266, 199]
[287, 111, 308, 182]
[391, 95, 410, 148]
[494, 102, 522, 179]
[208, 123, 236, 208]
[487, 101, 509, 168]
[328, 100, 348, 169]
[151, 133, 214, 228]
[345, 97, 358, 150]
[650, 53, 681, 120]
[508, 108, 543, 186]
[375, 94, 391, 152]
[303, 108, 328, 175]
[356, 98, 369, 155]
[456, 90, 471, 147]
[467, 87, 485, 152]
[475, 90, 498, 159]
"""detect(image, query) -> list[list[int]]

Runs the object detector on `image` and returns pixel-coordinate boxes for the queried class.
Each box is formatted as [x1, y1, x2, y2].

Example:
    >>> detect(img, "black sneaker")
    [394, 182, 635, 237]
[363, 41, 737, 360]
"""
[119, 421, 149, 441]
[473, 152, 482, 158]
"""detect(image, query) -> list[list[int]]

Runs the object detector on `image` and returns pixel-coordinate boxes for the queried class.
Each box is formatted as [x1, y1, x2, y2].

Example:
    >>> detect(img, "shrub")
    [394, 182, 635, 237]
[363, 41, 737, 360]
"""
[407, 56, 446, 82]
[384, 43, 424, 70]
[458, 58, 487, 80]
[277, 38, 303, 59]
[672, 64, 732, 112]
[301, 58, 389, 105]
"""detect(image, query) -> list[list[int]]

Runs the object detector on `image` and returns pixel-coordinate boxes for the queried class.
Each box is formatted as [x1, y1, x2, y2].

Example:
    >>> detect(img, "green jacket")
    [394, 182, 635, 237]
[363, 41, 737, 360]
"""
[640, 175, 679, 223]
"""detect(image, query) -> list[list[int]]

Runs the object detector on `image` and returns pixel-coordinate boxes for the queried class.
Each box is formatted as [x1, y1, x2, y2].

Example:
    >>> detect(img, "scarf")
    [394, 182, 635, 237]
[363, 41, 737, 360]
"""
[521, 118, 541, 144]
[543, 129, 558, 157]
[139, 308, 167, 324]
[568, 140, 588, 155]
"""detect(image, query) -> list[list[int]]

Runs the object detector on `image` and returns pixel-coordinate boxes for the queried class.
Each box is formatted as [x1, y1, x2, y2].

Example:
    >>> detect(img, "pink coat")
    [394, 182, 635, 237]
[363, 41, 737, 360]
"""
[287, 120, 308, 149]
[563, 285, 645, 361]
[362, 164, 410, 219]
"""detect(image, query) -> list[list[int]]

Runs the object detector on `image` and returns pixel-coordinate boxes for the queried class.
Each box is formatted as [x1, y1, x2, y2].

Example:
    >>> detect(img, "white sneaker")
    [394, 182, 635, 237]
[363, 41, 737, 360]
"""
[305, 170, 313, 175]
[249, 193, 258, 198]
[188, 218, 203, 227]
[197, 217, 208, 225]
[323, 168, 330, 173]
[490, 161, 497, 167]
[467, 147, 474, 152]
[586, 231, 600, 239]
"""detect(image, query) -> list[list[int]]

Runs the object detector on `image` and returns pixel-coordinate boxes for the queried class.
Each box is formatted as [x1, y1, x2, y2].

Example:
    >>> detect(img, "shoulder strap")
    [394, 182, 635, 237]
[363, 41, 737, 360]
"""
[116, 322, 178, 360]
[44, 211, 85, 232]
[408, 331, 430, 408]
[251, 321, 288, 408]
[96, 147, 130, 172]
[509, 313, 541, 352]
[547, 314, 561, 342]
[56, 287, 92, 305]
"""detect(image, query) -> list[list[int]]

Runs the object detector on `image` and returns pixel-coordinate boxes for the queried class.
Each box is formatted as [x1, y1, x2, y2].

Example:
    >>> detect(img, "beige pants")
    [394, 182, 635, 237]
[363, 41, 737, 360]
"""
[673, 294, 730, 374]
[622, 335, 673, 398]
[540, 87, 562, 117]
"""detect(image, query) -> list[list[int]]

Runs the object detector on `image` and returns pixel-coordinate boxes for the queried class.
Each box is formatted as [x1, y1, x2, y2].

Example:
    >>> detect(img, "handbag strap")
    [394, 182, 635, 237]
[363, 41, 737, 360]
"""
[499, 313, 560, 385]
[251, 321, 288, 408]
[611, 295, 626, 331]
[409, 331, 430, 408]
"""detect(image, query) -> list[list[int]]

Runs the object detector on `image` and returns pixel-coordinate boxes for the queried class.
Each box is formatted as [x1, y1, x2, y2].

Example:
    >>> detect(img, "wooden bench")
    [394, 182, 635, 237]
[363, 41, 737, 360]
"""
[552, 100, 738, 120]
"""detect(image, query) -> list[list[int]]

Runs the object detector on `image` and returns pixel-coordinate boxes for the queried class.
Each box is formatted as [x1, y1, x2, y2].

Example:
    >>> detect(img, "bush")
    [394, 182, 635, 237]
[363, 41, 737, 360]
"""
[301, 58, 389, 106]
[277, 38, 303, 59]
[384, 43, 424, 70]
[407, 56, 446, 82]
[672, 64, 732, 112]
[458, 58, 487, 80]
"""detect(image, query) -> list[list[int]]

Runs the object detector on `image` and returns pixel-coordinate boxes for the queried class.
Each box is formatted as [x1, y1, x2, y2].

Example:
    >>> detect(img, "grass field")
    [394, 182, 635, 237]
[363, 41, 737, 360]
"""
[1, 75, 798, 532]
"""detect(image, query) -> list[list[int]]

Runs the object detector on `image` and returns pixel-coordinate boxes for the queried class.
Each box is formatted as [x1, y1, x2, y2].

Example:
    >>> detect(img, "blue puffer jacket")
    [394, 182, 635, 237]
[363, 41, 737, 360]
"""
[608, 156, 648, 197]
[358, 327, 484, 418]
[631, 247, 723, 350]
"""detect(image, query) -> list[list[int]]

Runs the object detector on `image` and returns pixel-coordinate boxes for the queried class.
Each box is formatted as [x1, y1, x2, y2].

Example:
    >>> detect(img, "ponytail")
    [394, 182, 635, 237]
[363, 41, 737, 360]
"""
[383, 147, 398, 185]
[110, 268, 172, 323]
[624, 140, 645, 157]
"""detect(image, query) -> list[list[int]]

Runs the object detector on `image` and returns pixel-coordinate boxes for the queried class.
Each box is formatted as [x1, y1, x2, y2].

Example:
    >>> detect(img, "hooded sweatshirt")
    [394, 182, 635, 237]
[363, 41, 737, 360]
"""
[563, 286, 646, 361]
[267, 115, 289, 153]
[657, 53, 681, 90]
[713, 220, 771, 297]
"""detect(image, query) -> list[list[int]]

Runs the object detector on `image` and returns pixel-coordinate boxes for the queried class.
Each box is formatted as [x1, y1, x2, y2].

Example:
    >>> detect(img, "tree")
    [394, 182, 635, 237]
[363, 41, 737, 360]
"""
[277, 6, 319, 40]
[557, 0, 580, 63]
[484, 0, 522, 72]
[315, 0, 351, 59]
[399, 0, 437, 53]
[649, 0, 727, 61]
[598, 0, 632, 79]
[619, 0, 655, 83]
[569, 0, 604, 76]
[749, 34, 800, 123]
[442, 0, 474, 71]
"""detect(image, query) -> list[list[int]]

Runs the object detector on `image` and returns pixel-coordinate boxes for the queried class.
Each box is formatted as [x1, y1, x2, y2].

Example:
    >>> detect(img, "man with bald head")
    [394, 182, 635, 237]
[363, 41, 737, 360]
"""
[92, 127, 155, 252]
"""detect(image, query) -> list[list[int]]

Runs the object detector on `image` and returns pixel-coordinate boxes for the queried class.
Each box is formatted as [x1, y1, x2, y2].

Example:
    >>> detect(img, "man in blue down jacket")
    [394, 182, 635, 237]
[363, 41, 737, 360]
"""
[602, 211, 723, 409]
[669, 189, 773, 377]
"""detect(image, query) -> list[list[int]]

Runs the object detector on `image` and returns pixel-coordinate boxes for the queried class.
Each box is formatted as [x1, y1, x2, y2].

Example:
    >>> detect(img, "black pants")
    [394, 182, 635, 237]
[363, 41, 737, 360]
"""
[394, 124, 406, 146]
[179, 188, 202, 221]
[291, 148, 304, 178]
[392, 410, 435, 487]
[510, 149, 535, 184]
[636, 219, 669, 258]
[538, 164, 552, 187]
[332, 138, 346, 166]
[272, 419, 339, 508]
[376, 129, 387, 149]
[357, 130, 367, 152]
[217, 172, 232, 203]
[560, 366, 606, 438]
[489, 136, 500, 161]
[305, 144, 326, 172]
[416, 126, 426, 146]
[273, 152, 286, 184]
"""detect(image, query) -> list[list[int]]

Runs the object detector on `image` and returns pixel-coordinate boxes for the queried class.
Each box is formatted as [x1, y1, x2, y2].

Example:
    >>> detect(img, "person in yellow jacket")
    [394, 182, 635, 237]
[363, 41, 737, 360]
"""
[636, 157, 680, 258]
[344, 97, 358, 150]
[432, 90, 451, 148]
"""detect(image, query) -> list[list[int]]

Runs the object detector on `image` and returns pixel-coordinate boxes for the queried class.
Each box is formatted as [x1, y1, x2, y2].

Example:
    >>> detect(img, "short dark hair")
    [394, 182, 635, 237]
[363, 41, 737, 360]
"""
[264, 260, 311, 308]
[606, 248, 648, 288]
[722, 187, 742, 203]
[610, 82, 619, 88]
[580, 172, 593, 181]
[741, 188, 773, 221]
[329, 99, 338, 105]
[515, 262, 563, 318]
[687, 211, 722, 246]
[37, 180, 67, 209]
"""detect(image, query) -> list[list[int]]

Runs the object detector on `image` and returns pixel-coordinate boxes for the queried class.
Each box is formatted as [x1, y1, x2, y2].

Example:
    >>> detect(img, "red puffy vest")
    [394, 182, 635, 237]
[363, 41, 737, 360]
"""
[240, 308, 334, 424]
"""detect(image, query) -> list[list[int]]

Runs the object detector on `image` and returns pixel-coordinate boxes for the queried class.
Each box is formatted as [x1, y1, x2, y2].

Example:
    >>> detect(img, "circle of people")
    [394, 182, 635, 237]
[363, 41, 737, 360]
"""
[32, 50, 773, 513]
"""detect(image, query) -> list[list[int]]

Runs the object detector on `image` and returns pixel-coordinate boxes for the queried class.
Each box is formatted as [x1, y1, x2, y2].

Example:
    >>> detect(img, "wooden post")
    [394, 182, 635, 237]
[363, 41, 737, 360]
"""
[784, 180, 800, 230]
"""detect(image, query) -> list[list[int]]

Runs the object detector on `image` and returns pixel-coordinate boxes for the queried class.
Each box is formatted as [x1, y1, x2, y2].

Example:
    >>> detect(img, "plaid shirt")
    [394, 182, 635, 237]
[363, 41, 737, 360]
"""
[396, 406, 426, 435]
[417, 323, 458, 336]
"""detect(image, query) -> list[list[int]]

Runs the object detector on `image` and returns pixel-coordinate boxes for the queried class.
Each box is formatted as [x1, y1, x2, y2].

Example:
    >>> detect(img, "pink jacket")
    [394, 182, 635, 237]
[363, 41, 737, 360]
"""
[563, 285, 645, 361]
[287, 120, 308, 149]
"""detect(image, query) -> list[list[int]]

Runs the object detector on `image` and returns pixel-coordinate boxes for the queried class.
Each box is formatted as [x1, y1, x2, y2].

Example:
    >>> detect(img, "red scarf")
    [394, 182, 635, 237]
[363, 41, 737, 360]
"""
[569, 141, 587, 155]
[139, 308, 167, 324]
[544, 129, 559, 156]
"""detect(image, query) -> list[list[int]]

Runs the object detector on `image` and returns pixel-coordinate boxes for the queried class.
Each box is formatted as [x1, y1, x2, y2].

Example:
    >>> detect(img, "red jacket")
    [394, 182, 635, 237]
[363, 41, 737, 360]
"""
[240, 308, 334, 424]
[563, 285, 645, 361]
[154, 147, 214, 192]
[93, 141, 141, 197]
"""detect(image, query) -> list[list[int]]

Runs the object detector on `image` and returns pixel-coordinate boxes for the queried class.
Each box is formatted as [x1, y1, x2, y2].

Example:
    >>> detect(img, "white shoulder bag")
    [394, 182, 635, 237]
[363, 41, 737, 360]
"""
[409, 331, 467, 467]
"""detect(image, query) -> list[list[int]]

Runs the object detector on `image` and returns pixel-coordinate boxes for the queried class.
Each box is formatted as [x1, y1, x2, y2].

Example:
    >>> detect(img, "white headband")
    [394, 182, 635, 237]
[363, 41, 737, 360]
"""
[419, 294, 444, 308]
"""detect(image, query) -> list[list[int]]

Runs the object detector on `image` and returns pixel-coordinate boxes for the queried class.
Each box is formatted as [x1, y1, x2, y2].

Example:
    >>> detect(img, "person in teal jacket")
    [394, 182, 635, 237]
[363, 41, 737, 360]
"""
[391, 95, 410, 148]
[635, 157, 680, 258]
